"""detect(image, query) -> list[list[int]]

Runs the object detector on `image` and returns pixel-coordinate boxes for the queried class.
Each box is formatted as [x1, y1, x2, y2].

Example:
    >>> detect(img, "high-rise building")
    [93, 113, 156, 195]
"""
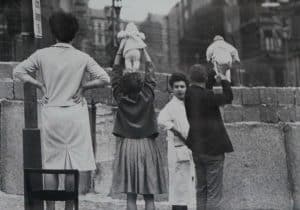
[139, 13, 169, 72]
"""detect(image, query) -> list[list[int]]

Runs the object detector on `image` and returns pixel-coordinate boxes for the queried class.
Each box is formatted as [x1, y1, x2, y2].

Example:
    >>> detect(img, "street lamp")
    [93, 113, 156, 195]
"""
[114, 0, 122, 32]
[111, 0, 122, 47]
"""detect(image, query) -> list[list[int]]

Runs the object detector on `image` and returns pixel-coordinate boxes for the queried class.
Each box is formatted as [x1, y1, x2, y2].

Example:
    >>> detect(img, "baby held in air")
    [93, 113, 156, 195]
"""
[117, 22, 147, 72]
[206, 35, 240, 82]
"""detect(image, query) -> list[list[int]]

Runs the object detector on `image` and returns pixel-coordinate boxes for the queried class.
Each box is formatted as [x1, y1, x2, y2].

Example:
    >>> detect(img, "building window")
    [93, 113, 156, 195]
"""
[263, 29, 282, 52]
[184, 10, 189, 20]
[95, 33, 99, 45]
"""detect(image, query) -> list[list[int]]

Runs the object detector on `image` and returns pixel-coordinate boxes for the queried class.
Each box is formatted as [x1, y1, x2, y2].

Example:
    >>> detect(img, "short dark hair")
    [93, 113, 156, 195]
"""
[49, 11, 79, 43]
[189, 64, 208, 83]
[121, 72, 143, 95]
[169, 72, 189, 88]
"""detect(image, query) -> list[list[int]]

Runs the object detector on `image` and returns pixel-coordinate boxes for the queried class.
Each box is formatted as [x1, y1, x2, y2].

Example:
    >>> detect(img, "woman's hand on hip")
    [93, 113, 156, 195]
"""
[37, 83, 48, 105]
[73, 87, 84, 104]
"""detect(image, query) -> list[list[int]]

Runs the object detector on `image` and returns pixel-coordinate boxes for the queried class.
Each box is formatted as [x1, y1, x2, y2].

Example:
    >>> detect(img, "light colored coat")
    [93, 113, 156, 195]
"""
[13, 43, 110, 171]
[158, 96, 196, 208]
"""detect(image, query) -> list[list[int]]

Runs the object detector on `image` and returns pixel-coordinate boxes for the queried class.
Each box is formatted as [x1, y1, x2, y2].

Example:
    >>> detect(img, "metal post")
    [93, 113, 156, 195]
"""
[115, 8, 121, 33]
[21, 0, 43, 209]
[195, 53, 200, 64]
[284, 38, 290, 86]
[111, 0, 116, 47]
[89, 99, 97, 156]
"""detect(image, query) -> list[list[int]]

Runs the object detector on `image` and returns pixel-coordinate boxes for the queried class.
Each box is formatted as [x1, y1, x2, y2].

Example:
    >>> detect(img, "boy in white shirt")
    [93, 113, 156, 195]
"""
[158, 73, 196, 210]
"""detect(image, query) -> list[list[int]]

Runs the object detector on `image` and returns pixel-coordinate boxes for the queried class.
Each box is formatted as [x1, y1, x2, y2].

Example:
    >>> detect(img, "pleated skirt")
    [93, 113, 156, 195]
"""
[41, 103, 96, 171]
[110, 137, 168, 195]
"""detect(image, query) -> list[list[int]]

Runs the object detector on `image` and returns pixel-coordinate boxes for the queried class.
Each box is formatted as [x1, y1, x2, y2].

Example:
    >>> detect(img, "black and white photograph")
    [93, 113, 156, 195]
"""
[0, 0, 300, 209]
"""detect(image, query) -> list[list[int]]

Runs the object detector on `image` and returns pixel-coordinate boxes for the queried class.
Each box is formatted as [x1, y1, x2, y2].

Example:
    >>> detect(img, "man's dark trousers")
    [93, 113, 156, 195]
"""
[193, 153, 224, 210]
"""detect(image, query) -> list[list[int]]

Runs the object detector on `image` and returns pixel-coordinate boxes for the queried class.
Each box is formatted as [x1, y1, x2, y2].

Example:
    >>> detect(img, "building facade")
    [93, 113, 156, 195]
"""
[139, 13, 169, 72]
[0, 0, 83, 61]
[238, 0, 300, 86]
[165, 0, 300, 86]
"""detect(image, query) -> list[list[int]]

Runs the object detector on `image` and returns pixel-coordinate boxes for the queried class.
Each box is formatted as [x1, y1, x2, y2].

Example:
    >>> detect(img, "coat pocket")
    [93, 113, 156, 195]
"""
[175, 146, 191, 163]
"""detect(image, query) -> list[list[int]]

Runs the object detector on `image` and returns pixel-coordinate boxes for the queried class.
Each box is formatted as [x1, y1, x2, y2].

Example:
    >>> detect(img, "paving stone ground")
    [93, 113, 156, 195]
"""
[0, 191, 170, 210]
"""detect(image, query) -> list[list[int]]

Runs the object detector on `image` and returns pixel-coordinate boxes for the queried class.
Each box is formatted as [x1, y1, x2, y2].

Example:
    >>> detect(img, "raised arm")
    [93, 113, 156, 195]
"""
[143, 49, 156, 89]
[73, 55, 110, 103]
[111, 52, 124, 101]
[206, 74, 233, 106]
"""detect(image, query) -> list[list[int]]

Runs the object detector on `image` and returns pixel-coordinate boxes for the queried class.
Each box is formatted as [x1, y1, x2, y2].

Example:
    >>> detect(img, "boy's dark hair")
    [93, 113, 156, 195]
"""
[49, 11, 79, 43]
[189, 64, 208, 83]
[169, 72, 189, 87]
[121, 72, 143, 95]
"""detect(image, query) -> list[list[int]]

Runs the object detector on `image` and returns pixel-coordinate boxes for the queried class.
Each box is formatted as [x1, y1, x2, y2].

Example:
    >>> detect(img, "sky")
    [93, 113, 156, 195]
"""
[88, 0, 180, 21]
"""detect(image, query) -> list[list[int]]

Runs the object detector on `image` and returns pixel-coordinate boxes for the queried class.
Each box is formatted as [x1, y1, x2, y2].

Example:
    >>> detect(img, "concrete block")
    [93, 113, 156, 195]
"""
[213, 87, 222, 94]
[277, 105, 296, 122]
[295, 88, 300, 105]
[223, 105, 243, 122]
[213, 87, 242, 105]
[296, 106, 300, 121]
[154, 90, 171, 110]
[13, 81, 24, 100]
[242, 106, 260, 122]
[85, 88, 113, 105]
[259, 87, 277, 105]
[0, 62, 18, 79]
[242, 88, 260, 105]
[277, 88, 295, 105]
[0, 100, 24, 194]
[285, 123, 300, 210]
[232, 87, 242, 105]
[259, 105, 279, 123]
[223, 123, 292, 210]
[95, 107, 115, 162]
[155, 73, 169, 92]
[94, 160, 113, 195]
[0, 79, 14, 99]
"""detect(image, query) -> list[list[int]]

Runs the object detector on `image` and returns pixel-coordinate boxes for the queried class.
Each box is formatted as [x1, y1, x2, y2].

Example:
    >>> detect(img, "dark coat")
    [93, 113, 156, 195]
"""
[111, 62, 158, 139]
[184, 80, 234, 155]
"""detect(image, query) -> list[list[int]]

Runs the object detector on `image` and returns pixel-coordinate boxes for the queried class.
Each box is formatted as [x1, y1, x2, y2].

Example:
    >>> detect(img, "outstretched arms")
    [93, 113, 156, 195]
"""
[143, 49, 156, 89]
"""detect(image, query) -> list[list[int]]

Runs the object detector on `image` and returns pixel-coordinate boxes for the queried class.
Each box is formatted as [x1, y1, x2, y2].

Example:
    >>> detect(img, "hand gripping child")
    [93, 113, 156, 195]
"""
[206, 35, 240, 82]
[117, 22, 147, 72]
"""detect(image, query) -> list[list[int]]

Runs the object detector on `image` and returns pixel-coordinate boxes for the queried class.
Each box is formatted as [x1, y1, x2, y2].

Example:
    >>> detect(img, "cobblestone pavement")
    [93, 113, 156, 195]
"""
[0, 191, 170, 210]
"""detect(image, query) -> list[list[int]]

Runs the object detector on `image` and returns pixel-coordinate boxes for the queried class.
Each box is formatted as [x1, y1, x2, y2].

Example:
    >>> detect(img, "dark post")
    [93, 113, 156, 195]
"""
[111, 0, 116, 48]
[115, 2, 121, 33]
[21, 0, 43, 209]
[89, 99, 97, 156]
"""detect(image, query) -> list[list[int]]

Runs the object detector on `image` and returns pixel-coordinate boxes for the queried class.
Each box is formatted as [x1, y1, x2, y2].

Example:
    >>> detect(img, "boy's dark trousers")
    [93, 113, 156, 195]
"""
[192, 153, 225, 210]
[172, 205, 188, 210]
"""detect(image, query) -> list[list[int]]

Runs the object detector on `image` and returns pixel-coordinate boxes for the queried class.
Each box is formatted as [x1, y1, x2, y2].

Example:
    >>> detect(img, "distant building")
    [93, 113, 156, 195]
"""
[0, 0, 82, 61]
[139, 13, 169, 72]
[237, 0, 300, 86]
[87, 7, 127, 67]
[164, 0, 300, 86]
[165, 3, 182, 72]
[87, 8, 110, 67]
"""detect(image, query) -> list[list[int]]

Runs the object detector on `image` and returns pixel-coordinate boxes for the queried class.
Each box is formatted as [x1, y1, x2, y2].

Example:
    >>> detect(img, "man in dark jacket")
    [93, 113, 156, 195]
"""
[184, 64, 233, 210]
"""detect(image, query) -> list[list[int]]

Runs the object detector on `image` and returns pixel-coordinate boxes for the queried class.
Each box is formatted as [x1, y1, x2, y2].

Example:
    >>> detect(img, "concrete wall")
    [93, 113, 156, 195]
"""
[2, 61, 300, 123]
[1, 62, 300, 209]
[2, 100, 296, 209]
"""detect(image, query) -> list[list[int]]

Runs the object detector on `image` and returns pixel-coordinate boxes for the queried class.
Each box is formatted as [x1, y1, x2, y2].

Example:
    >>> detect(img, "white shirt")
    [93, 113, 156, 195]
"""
[158, 95, 190, 142]
[158, 96, 196, 207]
[14, 43, 110, 107]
